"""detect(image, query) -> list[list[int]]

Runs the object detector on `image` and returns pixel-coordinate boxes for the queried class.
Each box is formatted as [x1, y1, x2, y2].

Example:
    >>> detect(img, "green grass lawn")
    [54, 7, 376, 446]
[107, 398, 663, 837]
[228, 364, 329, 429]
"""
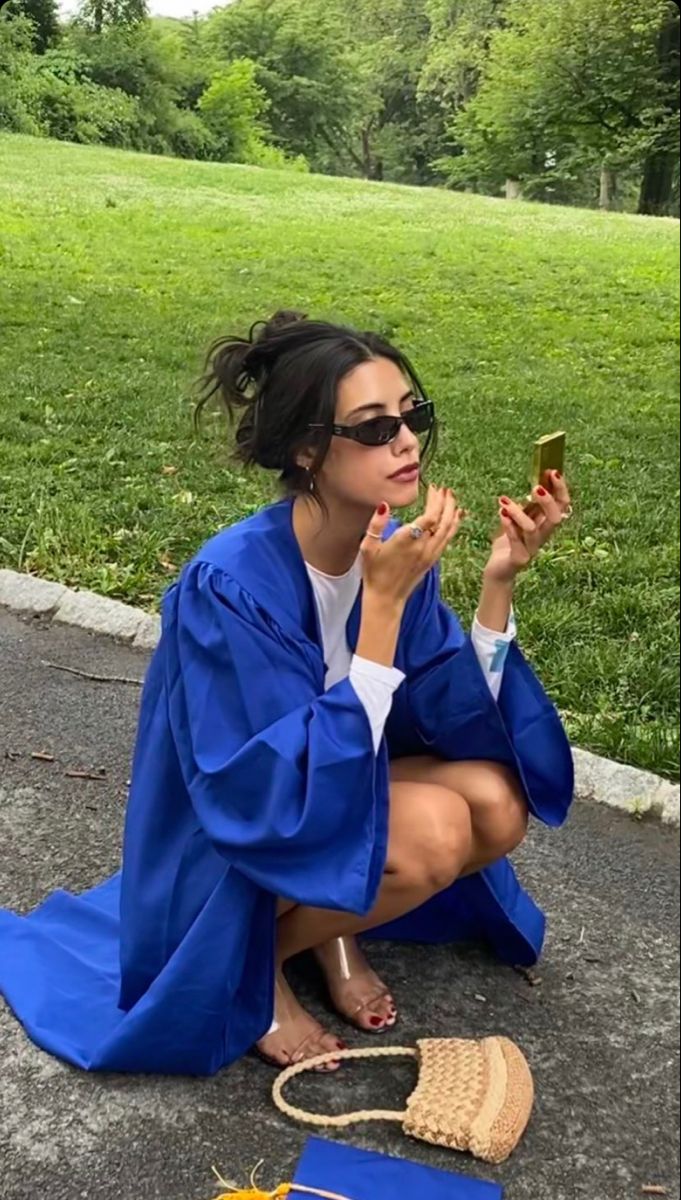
[1, 133, 679, 779]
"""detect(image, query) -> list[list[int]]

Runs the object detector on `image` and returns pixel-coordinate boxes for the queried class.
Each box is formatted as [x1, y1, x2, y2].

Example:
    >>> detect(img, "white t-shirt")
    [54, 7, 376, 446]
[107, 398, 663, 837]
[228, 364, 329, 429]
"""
[305, 554, 517, 754]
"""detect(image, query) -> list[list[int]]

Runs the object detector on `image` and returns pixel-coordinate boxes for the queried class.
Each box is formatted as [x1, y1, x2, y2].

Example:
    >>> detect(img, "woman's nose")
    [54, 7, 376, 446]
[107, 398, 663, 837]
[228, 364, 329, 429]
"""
[394, 420, 419, 453]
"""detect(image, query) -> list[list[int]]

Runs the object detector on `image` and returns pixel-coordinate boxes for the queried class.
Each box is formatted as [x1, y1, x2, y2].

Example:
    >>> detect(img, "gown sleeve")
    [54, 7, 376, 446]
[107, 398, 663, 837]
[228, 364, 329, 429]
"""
[349, 655, 405, 753]
[398, 565, 574, 828]
[164, 560, 390, 914]
[470, 606, 517, 701]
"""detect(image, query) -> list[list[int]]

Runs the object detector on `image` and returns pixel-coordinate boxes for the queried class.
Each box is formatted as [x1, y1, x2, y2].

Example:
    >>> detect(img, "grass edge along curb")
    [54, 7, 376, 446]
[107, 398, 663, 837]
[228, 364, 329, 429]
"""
[1, 567, 678, 829]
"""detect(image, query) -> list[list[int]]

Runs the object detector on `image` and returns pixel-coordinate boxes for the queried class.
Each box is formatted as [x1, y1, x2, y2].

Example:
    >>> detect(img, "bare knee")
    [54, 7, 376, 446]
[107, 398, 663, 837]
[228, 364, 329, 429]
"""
[469, 767, 529, 859]
[388, 784, 473, 894]
[493, 792, 528, 857]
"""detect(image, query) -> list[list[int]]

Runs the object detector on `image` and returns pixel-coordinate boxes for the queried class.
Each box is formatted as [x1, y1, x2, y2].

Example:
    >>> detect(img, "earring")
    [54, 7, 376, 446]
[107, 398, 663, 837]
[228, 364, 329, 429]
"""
[304, 466, 316, 493]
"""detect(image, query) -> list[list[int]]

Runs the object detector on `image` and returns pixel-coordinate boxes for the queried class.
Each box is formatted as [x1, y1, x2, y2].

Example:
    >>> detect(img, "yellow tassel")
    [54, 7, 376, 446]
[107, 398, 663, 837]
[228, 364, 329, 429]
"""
[213, 1188, 352, 1200]
[211, 1164, 353, 1200]
[211, 1164, 291, 1199]
[213, 1189, 291, 1199]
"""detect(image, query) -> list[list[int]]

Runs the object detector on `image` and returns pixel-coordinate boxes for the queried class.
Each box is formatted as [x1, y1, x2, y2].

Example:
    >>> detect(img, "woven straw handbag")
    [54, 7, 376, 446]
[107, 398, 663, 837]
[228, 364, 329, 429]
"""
[273, 1037, 535, 1166]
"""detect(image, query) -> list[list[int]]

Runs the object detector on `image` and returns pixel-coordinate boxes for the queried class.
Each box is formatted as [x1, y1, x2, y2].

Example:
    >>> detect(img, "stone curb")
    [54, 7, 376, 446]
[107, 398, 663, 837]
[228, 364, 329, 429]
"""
[1, 567, 679, 828]
[0, 569, 161, 652]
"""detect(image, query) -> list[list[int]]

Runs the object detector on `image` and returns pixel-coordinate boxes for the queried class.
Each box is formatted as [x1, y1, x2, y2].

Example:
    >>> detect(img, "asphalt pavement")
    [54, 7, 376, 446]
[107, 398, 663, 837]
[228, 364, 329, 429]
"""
[0, 605, 679, 1200]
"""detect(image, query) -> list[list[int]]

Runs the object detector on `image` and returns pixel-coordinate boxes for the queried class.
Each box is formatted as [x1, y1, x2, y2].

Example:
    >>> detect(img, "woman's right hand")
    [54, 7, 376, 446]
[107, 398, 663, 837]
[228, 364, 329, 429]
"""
[359, 485, 467, 607]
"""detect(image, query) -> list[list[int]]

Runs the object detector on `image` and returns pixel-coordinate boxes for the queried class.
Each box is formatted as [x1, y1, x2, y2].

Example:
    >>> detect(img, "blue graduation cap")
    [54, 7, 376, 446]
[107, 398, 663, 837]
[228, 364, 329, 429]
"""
[291, 1137, 504, 1199]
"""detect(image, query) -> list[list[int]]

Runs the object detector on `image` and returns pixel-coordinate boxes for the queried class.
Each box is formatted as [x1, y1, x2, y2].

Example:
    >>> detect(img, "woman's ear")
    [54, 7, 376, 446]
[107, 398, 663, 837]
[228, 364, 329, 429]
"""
[295, 449, 315, 472]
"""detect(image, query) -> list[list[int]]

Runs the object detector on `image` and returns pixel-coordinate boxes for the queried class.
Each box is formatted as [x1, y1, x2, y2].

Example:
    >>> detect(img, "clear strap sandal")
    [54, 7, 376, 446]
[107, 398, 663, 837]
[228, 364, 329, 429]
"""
[315, 936, 398, 1034]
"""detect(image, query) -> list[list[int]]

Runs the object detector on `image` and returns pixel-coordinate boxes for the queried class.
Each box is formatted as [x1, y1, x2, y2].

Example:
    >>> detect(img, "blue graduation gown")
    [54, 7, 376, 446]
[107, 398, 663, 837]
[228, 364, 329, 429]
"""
[0, 496, 573, 1075]
[293, 1137, 504, 1198]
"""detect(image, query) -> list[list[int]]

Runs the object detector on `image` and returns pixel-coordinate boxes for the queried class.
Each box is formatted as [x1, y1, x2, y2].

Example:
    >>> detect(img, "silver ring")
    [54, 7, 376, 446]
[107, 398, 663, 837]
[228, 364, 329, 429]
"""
[364, 531, 383, 540]
[560, 504, 574, 522]
[409, 524, 425, 540]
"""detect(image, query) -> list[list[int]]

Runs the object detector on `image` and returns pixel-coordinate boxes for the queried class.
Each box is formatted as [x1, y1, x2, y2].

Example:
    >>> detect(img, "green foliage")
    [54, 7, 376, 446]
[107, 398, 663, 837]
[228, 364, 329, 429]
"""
[1, 0, 678, 205]
[64, 21, 214, 156]
[17, 48, 141, 144]
[198, 57, 271, 162]
[195, 53, 309, 169]
[205, 0, 359, 169]
[79, 0, 149, 33]
[439, 0, 679, 206]
[0, 17, 39, 133]
[419, 0, 505, 120]
[5, 0, 61, 54]
[204, 0, 432, 181]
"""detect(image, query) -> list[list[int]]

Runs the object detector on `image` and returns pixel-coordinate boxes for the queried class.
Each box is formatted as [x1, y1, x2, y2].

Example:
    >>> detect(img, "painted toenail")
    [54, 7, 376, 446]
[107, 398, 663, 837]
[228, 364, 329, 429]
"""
[370, 1016, 384, 1027]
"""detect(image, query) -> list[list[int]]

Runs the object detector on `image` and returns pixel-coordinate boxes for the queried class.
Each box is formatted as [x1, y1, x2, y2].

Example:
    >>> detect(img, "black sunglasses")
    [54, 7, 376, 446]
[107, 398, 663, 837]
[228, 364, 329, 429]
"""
[309, 400, 435, 447]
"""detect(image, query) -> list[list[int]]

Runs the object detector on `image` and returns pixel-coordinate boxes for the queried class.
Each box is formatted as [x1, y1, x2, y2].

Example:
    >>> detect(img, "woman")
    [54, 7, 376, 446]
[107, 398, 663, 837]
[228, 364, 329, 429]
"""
[0, 311, 574, 1076]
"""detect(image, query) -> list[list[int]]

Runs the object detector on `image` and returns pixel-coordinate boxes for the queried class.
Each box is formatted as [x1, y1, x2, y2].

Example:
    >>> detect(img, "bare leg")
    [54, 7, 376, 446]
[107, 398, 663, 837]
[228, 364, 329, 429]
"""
[257, 780, 473, 1062]
[311, 757, 529, 1033]
[389, 756, 529, 871]
[257, 897, 348, 1071]
[274, 782, 471, 1036]
[256, 971, 349, 1071]
[277, 781, 473, 960]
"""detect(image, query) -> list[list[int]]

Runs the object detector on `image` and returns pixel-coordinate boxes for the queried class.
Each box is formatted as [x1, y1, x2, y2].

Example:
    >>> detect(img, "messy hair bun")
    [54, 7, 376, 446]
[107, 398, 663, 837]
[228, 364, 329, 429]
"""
[194, 309, 308, 470]
[194, 309, 437, 510]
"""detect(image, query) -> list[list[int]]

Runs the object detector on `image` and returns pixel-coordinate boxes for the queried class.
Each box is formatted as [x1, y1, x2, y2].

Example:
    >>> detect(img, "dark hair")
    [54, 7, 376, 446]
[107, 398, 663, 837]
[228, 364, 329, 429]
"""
[194, 310, 438, 513]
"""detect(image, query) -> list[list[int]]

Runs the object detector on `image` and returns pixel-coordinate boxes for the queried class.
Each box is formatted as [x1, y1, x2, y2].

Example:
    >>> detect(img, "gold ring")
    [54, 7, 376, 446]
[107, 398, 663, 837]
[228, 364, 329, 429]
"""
[560, 504, 574, 522]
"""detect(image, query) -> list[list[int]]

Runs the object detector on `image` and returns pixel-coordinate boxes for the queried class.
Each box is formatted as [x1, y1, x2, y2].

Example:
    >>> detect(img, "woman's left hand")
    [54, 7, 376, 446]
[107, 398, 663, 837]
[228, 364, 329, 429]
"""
[484, 470, 573, 583]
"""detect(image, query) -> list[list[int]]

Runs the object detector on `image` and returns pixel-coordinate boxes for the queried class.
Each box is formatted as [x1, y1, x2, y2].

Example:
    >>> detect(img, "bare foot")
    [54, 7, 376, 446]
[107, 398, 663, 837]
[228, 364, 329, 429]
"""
[256, 971, 346, 1070]
[315, 936, 398, 1033]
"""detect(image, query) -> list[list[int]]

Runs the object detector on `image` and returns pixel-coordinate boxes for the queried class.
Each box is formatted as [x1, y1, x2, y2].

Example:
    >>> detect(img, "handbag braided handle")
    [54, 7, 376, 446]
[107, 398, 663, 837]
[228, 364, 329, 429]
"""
[272, 1045, 418, 1128]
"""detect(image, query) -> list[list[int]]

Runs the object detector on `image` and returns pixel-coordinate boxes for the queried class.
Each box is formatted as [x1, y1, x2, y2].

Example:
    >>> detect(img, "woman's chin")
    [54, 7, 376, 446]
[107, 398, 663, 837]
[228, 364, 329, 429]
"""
[387, 480, 420, 507]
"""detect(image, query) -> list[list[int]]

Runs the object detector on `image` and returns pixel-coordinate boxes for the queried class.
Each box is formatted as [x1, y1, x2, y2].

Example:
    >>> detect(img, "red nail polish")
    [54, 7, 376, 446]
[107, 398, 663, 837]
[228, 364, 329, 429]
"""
[377, 502, 388, 515]
[369, 1016, 384, 1027]
[499, 496, 511, 505]
[554, 470, 562, 478]
[537, 486, 548, 496]
[501, 508, 511, 519]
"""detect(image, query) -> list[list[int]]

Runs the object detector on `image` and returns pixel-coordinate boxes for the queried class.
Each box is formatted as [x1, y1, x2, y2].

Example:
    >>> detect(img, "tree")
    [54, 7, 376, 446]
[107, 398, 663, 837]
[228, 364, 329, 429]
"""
[638, 4, 680, 216]
[0, 14, 36, 132]
[205, 0, 357, 170]
[205, 0, 432, 182]
[421, 0, 508, 115]
[79, 0, 148, 35]
[323, 0, 431, 182]
[65, 18, 215, 157]
[419, 0, 509, 183]
[198, 56, 270, 161]
[3, 0, 60, 53]
[442, 0, 680, 212]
